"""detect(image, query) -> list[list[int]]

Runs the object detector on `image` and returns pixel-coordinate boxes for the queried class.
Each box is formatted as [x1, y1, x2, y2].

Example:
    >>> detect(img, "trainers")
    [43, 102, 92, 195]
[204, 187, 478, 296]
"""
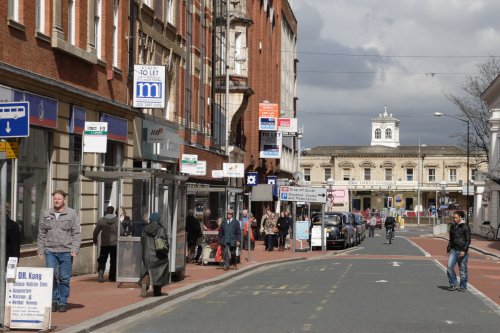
[58, 304, 68, 312]
[447, 285, 458, 291]
[457, 287, 467, 292]
[52, 302, 58, 312]
[140, 283, 148, 298]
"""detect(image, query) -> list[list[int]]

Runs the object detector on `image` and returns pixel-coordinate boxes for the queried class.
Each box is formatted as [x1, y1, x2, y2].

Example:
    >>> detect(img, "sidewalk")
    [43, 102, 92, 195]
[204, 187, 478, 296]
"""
[6, 234, 500, 333]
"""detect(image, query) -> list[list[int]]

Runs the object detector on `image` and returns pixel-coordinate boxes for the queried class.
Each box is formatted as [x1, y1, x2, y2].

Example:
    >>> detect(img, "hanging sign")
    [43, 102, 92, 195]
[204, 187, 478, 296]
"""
[258, 103, 279, 131]
[180, 154, 198, 174]
[83, 122, 108, 153]
[259, 132, 282, 158]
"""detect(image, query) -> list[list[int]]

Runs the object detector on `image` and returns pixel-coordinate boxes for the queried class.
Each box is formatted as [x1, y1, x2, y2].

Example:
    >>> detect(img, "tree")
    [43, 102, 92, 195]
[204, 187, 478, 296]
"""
[446, 56, 500, 166]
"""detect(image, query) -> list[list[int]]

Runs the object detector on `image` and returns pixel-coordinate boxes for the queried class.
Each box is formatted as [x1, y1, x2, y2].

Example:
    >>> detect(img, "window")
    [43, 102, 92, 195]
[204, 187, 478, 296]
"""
[406, 168, 414, 181]
[166, 0, 174, 25]
[35, 0, 46, 33]
[385, 128, 392, 139]
[428, 168, 436, 182]
[304, 168, 311, 182]
[68, 135, 82, 212]
[95, 0, 102, 59]
[364, 168, 371, 181]
[8, 0, 20, 22]
[112, 0, 119, 67]
[385, 168, 392, 181]
[449, 169, 457, 183]
[375, 128, 381, 139]
[342, 168, 350, 181]
[68, 0, 76, 45]
[471, 169, 478, 181]
[324, 168, 331, 182]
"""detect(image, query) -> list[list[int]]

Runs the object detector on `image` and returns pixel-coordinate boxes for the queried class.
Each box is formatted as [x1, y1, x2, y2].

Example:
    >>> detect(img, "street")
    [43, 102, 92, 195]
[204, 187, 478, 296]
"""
[95, 231, 500, 333]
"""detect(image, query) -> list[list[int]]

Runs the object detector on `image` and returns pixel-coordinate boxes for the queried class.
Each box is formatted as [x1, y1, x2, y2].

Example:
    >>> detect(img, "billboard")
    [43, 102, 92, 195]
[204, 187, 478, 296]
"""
[133, 65, 166, 108]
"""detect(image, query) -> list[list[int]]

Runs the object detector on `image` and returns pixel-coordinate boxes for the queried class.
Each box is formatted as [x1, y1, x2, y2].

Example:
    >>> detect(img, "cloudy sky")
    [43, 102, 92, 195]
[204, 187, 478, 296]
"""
[291, 0, 500, 148]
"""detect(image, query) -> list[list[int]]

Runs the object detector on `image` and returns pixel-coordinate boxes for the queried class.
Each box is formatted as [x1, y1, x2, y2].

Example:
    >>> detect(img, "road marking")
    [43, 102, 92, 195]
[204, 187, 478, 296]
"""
[320, 299, 328, 304]
[302, 324, 313, 331]
[375, 280, 389, 283]
[390, 261, 401, 267]
[308, 314, 317, 320]
[406, 237, 432, 257]
[315, 306, 323, 312]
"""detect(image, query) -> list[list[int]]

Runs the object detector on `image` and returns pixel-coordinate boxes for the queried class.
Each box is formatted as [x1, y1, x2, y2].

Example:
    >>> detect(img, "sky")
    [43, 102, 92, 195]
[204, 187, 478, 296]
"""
[291, 0, 500, 148]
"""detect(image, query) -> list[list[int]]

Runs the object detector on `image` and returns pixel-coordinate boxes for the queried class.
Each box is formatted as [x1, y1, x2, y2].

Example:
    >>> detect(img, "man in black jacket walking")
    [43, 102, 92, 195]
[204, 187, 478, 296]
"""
[446, 211, 471, 292]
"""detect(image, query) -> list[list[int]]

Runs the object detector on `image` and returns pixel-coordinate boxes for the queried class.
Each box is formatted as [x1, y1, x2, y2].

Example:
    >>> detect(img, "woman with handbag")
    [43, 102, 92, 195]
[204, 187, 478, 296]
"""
[264, 213, 277, 251]
[138, 212, 169, 297]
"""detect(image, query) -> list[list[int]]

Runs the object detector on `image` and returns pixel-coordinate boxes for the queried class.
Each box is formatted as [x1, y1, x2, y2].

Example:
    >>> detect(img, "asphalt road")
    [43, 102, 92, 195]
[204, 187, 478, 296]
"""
[96, 230, 500, 333]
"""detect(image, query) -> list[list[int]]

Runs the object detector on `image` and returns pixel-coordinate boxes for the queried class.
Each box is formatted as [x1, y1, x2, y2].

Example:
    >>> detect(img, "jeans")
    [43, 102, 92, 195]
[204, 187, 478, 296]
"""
[45, 251, 73, 305]
[368, 226, 375, 237]
[97, 245, 117, 281]
[447, 248, 469, 289]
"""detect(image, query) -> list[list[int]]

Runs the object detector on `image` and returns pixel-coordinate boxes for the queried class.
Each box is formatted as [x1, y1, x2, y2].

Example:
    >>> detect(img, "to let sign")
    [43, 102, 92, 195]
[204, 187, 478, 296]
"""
[279, 186, 327, 203]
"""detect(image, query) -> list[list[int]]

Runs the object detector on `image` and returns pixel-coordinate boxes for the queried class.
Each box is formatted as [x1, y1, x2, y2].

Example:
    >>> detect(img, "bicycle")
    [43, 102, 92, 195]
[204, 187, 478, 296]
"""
[386, 228, 393, 244]
[485, 225, 500, 241]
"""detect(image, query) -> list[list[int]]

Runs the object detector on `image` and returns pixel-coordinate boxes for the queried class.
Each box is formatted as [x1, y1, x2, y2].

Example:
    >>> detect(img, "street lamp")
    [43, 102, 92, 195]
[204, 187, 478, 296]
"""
[417, 140, 427, 225]
[327, 178, 334, 211]
[434, 112, 470, 224]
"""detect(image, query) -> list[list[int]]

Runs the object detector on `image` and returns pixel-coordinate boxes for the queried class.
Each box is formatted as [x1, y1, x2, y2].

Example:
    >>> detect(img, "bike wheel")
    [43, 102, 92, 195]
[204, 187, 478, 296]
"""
[485, 230, 495, 241]
[389, 232, 392, 244]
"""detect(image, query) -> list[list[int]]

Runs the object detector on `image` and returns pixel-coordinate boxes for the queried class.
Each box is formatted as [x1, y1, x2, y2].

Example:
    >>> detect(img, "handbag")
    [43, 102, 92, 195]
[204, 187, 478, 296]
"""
[154, 235, 169, 257]
[272, 227, 279, 233]
[215, 245, 223, 262]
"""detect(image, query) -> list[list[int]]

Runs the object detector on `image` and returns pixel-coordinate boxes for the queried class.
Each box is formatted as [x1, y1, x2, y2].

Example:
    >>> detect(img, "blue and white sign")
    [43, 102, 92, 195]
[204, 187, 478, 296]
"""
[246, 172, 259, 186]
[0, 102, 30, 138]
[133, 65, 166, 108]
[259, 132, 282, 159]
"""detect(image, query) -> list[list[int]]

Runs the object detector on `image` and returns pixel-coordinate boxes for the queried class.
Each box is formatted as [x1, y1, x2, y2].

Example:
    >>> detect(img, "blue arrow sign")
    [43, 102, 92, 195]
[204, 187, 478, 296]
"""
[0, 102, 30, 138]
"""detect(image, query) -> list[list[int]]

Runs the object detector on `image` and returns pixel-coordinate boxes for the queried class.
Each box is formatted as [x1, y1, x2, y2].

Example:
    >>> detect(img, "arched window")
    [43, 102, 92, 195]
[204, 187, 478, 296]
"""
[385, 128, 392, 139]
[375, 128, 381, 139]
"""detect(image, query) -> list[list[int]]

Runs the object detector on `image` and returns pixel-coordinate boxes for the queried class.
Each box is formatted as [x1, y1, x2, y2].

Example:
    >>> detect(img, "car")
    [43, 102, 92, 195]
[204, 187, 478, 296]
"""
[310, 212, 356, 249]
[353, 213, 366, 244]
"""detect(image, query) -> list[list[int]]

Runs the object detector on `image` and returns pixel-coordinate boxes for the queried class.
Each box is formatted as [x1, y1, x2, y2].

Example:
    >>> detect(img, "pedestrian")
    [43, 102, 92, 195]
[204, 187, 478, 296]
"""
[243, 213, 256, 250]
[37, 190, 81, 313]
[93, 206, 119, 282]
[260, 208, 271, 248]
[139, 212, 169, 297]
[368, 214, 376, 237]
[186, 209, 202, 262]
[447, 210, 471, 292]
[264, 213, 277, 251]
[5, 203, 21, 266]
[276, 211, 290, 251]
[218, 209, 241, 271]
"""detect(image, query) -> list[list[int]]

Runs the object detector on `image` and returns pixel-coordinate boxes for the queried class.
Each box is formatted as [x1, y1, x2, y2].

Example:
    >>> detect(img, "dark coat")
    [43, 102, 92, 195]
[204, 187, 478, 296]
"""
[186, 215, 202, 246]
[218, 218, 241, 247]
[276, 217, 290, 234]
[447, 221, 471, 253]
[139, 222, 169, 286]
[6, 216, 21, 262]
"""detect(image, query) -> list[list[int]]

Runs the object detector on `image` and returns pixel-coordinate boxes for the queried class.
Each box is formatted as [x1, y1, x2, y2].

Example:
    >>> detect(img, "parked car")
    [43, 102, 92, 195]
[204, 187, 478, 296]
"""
[353, 213, 366, 244]
[310, 212, 356, 249]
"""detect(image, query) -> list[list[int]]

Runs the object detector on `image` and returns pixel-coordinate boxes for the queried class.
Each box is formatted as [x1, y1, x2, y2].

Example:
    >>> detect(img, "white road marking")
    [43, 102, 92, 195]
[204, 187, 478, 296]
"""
[375, 280, 389, 283]
[390, 261, 401, 267]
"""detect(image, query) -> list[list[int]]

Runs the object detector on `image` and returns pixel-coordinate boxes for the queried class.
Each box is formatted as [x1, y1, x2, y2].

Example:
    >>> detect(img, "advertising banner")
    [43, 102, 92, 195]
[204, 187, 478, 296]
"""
[258, 103, 279, 131]
[277, 118, 298, 135]
[259, 132, 282, 158]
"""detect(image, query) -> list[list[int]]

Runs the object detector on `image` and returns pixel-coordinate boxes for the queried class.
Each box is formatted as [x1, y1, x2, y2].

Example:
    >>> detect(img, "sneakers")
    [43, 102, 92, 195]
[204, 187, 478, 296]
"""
[57, 304, 68, 312]
[457, 287, 467, 292]
[140, 283, 148, 298]
[447, 285, 458, 291]
[97, 270, 105, 283]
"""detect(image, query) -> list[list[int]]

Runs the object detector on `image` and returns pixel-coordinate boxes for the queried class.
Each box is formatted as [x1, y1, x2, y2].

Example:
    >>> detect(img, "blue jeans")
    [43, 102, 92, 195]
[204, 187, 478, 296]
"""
[45, 251, 73, 305]
[447, 248, 469, 289]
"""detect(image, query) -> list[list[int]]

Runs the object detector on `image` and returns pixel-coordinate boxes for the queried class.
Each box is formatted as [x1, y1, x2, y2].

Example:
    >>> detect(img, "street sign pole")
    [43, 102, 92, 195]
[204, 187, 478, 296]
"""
[292, 202, 296, 252]
[0, 157, 7, 325]
[247, 190, 252, 262]
[321, 204, 326, 251]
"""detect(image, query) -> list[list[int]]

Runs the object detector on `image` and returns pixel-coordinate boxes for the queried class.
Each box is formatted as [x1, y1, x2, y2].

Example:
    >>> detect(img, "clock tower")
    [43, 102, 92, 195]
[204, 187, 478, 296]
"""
[371, 106, 400, 147]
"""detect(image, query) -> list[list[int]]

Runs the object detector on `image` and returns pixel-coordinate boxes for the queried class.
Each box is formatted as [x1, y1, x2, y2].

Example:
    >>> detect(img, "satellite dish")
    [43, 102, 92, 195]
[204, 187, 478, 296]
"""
[292, 171, 303, 182]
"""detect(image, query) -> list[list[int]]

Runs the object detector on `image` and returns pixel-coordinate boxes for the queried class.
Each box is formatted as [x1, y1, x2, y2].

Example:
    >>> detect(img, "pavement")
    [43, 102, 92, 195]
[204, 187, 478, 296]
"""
[4, 227, 500, 333]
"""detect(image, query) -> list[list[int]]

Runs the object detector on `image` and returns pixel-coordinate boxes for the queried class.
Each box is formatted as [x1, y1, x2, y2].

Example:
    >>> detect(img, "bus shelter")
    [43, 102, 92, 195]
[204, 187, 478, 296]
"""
[82, 168, 188, 284]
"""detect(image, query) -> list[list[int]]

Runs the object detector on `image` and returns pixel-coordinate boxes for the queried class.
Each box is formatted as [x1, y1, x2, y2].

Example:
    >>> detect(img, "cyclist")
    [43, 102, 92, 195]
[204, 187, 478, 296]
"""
[384, 215, 396, 240]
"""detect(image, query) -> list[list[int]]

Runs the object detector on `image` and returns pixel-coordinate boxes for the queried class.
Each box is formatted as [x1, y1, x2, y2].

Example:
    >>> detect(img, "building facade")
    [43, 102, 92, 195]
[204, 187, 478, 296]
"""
[299, 110, 485, 219]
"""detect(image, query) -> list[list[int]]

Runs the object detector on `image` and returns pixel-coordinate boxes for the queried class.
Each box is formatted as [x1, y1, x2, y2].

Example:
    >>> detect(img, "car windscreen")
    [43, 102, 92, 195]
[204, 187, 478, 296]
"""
[312, 214, 342, 226]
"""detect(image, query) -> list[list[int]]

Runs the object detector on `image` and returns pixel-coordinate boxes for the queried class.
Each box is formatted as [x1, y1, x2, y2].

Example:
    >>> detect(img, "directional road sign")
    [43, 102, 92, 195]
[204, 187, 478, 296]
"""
[279, 186, 327, 203]
[0, 102, 30, 138]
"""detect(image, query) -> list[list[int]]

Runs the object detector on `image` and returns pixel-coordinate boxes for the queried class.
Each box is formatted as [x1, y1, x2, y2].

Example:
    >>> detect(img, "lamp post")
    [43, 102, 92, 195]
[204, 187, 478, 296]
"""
[439, 181, 447, 225]
[434, 112, 470, 224]
[417, 140, 427, 225]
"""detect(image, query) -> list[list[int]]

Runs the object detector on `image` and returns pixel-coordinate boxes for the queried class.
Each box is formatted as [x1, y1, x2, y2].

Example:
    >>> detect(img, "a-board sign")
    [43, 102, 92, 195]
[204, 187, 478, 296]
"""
[295, 221, 310, 240]
[310, 226, 326, 247]
[4, 267, 53, 330]
[279, 186, 327, 203]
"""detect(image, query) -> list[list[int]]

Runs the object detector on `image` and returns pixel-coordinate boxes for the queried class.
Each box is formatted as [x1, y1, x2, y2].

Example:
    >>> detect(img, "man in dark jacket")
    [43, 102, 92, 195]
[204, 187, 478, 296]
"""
[186, 209, 202, 262]
[6, 205, 21, 265]
[384, 215, 396, 240]
[218, 209, 241, 271]
[447, 211, 471, 292]
[93, 206, 119, 282]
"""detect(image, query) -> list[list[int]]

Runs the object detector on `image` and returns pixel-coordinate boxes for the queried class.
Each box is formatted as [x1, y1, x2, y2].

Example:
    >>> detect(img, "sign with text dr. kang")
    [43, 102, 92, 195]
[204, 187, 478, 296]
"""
[133, 65, 166, 108]
[4, 267, 53, 330]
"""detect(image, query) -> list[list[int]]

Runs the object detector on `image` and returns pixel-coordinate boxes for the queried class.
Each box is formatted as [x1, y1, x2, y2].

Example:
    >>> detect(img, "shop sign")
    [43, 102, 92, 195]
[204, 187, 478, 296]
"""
[83, 122, 108, 153]
[223, 163, 244, 178]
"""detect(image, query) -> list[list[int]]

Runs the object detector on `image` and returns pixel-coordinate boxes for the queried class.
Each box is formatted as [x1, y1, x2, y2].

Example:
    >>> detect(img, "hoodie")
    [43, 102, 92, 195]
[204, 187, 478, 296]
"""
[93, 214, 119, 246]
